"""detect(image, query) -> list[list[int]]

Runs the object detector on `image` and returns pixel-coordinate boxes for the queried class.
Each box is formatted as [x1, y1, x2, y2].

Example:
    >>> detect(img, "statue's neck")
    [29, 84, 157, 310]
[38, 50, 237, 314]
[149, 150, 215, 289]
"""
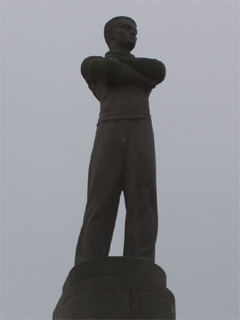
[105, 50, 135, 59]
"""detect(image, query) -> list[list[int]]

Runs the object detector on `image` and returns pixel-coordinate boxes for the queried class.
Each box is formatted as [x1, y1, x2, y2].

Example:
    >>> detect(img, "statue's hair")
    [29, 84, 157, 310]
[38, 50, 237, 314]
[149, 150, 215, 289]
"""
[104, 16, 137, 47]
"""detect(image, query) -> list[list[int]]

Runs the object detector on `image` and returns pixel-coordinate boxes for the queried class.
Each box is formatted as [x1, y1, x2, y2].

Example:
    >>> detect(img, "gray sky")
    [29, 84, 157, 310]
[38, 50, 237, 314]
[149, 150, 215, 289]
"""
[1, 1, 239, 319]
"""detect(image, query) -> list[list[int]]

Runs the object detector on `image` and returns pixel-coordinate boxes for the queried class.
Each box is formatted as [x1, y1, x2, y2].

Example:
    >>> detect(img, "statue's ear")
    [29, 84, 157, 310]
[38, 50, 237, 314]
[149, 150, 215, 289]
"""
[109, 29, 115, 40]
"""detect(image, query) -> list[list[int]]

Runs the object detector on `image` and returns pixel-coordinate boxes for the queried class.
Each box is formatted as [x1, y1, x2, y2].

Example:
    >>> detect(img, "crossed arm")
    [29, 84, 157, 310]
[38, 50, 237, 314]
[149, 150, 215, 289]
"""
[118, 56, 166, 85]
[81, 55, 166, 88]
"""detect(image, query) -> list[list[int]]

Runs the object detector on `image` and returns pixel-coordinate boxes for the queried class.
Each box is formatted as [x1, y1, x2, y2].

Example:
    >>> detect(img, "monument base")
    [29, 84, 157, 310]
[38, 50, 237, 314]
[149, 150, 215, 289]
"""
[53, 257, 175, 319]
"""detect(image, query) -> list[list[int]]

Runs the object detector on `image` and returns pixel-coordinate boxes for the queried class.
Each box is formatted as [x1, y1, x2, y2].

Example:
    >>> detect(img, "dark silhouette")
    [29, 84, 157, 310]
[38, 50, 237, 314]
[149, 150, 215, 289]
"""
[75, 16, 166, 265]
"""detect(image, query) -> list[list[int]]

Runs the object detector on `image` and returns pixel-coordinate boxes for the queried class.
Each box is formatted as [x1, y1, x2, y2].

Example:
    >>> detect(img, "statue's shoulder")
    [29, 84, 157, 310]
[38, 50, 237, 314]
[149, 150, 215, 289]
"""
[81, 56, 105, 81]
[81, 56, 104, 65]
[81, 56, 104, 73]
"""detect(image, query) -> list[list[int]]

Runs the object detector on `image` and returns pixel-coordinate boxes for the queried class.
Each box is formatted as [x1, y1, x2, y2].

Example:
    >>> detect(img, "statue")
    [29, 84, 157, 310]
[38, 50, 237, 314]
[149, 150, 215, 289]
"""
[53, 17, 176, 320]
[75, 16, 166, 265]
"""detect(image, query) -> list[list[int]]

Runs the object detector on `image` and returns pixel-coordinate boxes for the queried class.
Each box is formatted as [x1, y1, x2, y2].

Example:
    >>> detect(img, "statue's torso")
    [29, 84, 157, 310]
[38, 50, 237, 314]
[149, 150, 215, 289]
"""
[88, 80, 152, 124]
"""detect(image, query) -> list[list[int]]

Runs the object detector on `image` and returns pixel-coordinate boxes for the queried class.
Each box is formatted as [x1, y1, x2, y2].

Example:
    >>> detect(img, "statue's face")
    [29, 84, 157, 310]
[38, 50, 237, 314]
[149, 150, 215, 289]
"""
[111, 19, 137, 51]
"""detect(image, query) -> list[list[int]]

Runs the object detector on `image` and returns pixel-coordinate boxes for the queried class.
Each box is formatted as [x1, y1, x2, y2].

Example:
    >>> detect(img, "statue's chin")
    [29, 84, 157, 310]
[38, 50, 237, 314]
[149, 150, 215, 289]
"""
[125, 41, 136, 52]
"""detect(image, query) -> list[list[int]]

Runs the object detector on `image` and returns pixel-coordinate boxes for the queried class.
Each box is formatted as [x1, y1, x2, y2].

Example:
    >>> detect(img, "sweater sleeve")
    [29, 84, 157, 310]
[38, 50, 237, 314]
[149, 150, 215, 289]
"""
[119, 56, 166, 84]
[80, 56, 155, 87]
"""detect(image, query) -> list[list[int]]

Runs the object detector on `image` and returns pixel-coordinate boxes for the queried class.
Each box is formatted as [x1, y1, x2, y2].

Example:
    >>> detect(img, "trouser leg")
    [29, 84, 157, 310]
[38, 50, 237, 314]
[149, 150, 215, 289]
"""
[75, 122, 124, 265]
[123, 120, 158, 262]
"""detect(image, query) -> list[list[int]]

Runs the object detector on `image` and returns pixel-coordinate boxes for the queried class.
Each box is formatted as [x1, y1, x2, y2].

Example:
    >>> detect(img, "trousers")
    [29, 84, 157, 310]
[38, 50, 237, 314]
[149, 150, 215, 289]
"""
[75, 119, 158, 265]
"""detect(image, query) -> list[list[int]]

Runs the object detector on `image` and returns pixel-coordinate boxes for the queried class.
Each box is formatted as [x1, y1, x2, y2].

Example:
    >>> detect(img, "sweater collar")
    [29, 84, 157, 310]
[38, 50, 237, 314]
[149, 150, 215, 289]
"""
[105, 50, 135, 59]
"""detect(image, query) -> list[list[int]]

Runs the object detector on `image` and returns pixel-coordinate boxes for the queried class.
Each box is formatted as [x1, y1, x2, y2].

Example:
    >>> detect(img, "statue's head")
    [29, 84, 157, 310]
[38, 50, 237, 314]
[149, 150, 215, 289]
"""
[104, 16, 137, 52]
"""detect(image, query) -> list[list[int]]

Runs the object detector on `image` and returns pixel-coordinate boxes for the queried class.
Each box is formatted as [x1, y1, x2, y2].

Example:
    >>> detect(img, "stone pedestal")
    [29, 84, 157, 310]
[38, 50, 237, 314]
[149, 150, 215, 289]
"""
[53, 257, 175, 319]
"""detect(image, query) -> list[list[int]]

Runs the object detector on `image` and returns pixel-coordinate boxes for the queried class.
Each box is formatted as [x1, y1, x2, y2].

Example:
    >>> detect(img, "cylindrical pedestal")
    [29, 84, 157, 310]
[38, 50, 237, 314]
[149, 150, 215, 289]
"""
[53, 257, 175, 319]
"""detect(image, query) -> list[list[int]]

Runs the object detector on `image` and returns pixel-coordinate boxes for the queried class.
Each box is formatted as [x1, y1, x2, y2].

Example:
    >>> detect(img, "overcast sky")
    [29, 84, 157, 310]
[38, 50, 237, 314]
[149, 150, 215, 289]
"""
[1, 1, 239, 319]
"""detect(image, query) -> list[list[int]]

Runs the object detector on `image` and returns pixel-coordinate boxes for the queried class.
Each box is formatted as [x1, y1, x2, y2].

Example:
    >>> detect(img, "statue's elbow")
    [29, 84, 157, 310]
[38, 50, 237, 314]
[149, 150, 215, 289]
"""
[156, 63, 166, 84]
